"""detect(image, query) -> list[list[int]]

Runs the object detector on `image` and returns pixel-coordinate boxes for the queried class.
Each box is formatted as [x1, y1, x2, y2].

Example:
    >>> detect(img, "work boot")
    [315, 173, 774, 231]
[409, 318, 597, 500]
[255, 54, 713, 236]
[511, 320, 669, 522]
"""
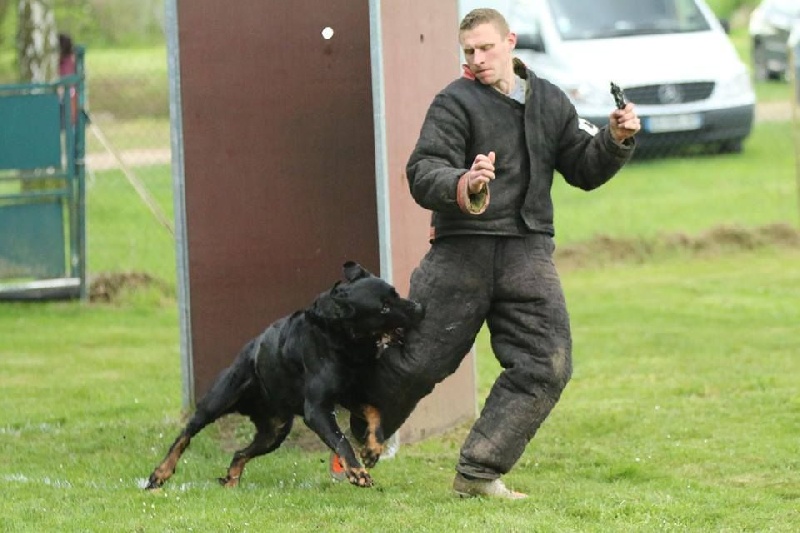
[452, 473, 528, 500]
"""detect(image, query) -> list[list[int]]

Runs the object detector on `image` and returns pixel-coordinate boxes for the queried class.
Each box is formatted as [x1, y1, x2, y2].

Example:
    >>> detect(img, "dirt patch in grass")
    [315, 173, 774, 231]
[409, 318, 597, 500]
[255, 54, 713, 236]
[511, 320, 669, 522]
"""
[556, 223, 800, 271]
[88, 271, 172, 303]
[87, 224, 799, 303]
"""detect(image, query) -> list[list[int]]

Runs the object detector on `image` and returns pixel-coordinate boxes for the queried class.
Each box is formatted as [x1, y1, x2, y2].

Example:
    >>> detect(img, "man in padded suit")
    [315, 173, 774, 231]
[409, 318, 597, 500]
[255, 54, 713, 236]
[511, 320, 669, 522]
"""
[346, 7, 641, 498]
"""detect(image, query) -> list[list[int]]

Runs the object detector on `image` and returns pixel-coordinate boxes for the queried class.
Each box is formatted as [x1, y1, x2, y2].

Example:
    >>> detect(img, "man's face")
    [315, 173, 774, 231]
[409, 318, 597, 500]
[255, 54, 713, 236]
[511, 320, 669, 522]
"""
[460, 22, 516, 87]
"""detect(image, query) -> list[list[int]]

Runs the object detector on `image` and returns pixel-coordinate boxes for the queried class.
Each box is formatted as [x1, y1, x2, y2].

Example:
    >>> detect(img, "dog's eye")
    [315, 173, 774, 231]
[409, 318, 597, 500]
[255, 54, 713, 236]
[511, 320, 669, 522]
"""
[380, 303, 391, 314]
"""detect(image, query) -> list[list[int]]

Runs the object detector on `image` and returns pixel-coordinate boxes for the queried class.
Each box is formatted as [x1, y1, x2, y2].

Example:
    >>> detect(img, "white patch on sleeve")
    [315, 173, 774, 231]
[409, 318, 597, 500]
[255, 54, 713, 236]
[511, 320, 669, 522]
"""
[578, 118, 599, 137]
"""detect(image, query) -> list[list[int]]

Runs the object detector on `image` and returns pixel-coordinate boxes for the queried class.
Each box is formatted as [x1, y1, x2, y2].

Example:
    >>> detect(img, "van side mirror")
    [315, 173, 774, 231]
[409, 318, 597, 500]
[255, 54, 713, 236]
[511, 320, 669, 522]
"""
[718, 18, 730, 34]
[515, 33, 545, 52]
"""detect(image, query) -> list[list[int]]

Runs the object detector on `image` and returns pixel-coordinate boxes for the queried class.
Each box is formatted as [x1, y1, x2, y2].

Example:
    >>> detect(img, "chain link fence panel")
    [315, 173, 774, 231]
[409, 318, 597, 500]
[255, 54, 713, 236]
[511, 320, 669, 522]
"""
[52, 0, 170, 174]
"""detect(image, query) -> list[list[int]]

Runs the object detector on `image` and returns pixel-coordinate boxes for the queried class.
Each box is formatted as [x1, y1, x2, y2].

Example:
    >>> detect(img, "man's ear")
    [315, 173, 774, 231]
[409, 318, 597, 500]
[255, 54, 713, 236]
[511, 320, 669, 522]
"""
[342, 261, 372, 282]
[508, 31, 517, 50]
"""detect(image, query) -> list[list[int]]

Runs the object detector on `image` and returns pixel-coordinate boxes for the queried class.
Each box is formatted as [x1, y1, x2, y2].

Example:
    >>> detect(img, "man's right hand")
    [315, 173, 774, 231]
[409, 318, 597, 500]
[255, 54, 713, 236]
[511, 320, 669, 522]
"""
[466, 151, 496, 194]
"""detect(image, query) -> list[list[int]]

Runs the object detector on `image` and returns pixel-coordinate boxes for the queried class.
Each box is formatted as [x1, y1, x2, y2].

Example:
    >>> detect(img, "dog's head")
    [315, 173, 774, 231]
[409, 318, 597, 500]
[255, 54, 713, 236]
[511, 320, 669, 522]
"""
[307, 261, 424, 340]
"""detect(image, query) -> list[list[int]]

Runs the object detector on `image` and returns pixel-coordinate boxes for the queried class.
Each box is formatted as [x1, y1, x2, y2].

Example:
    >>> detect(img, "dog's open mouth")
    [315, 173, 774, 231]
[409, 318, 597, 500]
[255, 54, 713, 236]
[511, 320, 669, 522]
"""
[377, 328, 406, 351]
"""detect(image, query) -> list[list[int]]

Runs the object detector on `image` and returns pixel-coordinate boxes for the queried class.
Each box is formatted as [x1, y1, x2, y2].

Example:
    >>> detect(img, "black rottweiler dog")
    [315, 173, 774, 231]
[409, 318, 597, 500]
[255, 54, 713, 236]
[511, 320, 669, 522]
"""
[145, 261, 423, 490]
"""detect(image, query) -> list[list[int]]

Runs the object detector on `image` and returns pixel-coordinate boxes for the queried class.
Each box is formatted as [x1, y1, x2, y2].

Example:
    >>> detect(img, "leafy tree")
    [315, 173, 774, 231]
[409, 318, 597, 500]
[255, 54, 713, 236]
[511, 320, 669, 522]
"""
[16, 0, 58, 82]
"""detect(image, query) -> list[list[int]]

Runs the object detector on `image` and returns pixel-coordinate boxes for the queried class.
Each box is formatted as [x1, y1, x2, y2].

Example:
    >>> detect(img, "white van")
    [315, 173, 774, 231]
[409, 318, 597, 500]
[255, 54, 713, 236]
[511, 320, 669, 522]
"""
[459, 0, 756, 154]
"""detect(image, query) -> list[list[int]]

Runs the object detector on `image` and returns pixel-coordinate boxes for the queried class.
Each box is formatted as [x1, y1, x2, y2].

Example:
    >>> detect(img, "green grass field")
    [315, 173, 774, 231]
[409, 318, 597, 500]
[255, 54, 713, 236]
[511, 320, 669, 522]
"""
[2, 247, 798, 531]
[553, 120, 799, 244]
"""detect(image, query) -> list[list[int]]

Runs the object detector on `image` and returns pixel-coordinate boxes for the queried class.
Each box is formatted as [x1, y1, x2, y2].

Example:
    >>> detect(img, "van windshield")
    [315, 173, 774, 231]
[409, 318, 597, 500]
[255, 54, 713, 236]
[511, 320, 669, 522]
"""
[546, 0, 711, 40]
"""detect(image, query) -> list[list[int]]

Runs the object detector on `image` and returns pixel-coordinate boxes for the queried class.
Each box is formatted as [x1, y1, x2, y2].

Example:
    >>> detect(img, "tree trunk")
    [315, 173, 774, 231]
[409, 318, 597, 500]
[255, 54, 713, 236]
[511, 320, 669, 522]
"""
[16, 0, 59, 83]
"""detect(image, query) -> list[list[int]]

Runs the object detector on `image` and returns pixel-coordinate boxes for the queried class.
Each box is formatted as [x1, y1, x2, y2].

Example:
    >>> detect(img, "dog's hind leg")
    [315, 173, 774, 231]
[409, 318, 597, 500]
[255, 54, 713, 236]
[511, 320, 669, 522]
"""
[145, 429, 193, 490]
[145, 405, 233, 490]
[145, 351, 257, 490]
[218, 415, 293, 488]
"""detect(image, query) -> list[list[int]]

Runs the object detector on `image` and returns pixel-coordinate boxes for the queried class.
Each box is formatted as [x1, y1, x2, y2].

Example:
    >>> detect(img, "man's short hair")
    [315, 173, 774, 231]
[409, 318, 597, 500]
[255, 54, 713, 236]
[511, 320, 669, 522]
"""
[459, 8, 510, 36]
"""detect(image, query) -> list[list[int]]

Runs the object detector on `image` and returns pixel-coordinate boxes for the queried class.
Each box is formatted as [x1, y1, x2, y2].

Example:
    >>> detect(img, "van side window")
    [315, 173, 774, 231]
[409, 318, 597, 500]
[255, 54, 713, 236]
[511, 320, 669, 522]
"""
[674, 0, 708, 27]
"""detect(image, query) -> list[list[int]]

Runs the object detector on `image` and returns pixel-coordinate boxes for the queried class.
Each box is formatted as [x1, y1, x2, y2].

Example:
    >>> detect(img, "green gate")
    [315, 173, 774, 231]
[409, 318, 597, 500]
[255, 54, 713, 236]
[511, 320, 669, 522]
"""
[0, 48, 87, 300]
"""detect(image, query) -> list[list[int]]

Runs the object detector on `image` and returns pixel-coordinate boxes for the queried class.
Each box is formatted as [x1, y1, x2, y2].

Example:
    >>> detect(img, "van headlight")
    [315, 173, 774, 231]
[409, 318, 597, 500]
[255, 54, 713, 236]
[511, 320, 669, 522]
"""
[715, 71, 754, 100]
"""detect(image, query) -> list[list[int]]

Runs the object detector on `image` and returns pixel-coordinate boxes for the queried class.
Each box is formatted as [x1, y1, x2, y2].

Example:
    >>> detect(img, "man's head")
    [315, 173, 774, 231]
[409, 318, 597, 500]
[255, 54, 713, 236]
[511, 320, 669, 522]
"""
[459, 9, 516, 91]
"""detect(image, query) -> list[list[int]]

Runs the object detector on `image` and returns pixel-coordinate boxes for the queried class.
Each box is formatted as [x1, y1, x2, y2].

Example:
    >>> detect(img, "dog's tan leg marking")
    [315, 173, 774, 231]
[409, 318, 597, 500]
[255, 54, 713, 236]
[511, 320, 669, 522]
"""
[334, 453, 373, 487]
[147, 434, 191, 489]
[219, 458, 246, 488]
[359, 405, 384, 468]
[218, 417, 290, 488]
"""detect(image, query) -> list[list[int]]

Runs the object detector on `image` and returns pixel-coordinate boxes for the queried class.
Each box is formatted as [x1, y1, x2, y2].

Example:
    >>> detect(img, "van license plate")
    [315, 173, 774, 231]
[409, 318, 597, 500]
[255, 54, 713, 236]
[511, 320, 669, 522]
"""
[645, 114, 703, 133]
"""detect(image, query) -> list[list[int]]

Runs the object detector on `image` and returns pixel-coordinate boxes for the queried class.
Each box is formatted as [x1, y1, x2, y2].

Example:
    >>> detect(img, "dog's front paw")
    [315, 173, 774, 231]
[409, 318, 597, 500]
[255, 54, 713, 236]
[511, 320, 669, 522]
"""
[360, 444, 383, 468]
[346, 467, 374, 488]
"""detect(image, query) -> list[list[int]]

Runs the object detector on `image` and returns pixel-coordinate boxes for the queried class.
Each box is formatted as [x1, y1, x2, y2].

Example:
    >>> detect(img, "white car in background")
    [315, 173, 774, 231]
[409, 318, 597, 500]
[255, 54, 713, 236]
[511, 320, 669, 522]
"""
[749, 0, 800, 81]
[459, 0, 756, 154]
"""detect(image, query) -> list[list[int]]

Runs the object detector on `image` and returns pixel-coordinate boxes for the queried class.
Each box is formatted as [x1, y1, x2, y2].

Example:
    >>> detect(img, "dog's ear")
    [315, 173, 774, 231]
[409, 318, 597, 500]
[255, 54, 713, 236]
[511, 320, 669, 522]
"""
[342, 261, 373, 282]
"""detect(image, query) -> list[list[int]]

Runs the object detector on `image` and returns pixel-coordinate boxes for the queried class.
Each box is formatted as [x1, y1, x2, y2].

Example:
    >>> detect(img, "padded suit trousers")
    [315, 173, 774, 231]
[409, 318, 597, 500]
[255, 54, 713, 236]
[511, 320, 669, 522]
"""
[361, 233, 573, 480]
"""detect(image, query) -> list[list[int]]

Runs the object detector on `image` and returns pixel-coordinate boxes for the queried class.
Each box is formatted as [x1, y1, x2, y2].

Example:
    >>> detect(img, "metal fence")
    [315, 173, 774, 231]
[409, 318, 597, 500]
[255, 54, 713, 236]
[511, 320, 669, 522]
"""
[40, 7, 167, 178]
[80, 45, 171, 176]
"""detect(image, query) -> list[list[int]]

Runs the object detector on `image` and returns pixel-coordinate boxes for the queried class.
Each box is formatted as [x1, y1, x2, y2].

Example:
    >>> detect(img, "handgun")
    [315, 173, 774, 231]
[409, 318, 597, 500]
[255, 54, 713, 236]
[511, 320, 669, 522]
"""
[610, 82, 627, 110]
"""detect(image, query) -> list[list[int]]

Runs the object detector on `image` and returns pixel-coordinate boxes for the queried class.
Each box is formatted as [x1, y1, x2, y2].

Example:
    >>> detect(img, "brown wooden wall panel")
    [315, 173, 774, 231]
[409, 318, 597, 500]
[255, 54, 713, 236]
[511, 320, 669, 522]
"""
[177, 0, 379, 398]
[378, 1, 478, 442]
[174, 0, 474, 444]
[382, 0, 460, 296]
